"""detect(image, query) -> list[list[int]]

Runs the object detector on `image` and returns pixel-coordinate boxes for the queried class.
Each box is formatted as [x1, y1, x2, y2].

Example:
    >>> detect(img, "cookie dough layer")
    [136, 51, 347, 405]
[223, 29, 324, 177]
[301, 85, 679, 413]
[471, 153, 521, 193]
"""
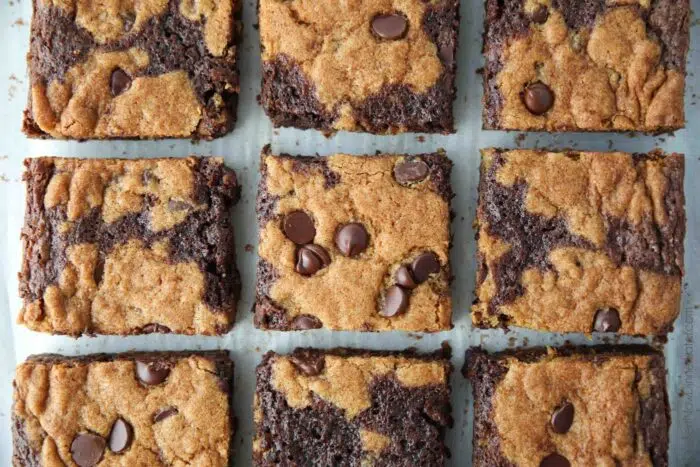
[256, 148, 452, 332]
[259, 0, 459, 134]
[24, 0, 241, 140]
[12, 351, 234, 467]
[464, 346, 669, 467]
[483, 0, 689, 132]
[19, 157, 240, 336]
[254, 348, 452, 465]
[474, 149, 685, 336]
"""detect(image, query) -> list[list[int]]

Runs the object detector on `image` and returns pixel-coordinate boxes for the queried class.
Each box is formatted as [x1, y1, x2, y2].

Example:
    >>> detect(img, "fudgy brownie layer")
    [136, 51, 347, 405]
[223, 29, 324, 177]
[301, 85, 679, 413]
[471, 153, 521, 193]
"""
[13, 351, 234, 467]
[254, 347, 452, 465]
[464, 346, 669, 467]
[24, 0, 241, 139]
[259, 0, 459, 134]
[19, 157, 240, 336]
[483, 0, 689, 132]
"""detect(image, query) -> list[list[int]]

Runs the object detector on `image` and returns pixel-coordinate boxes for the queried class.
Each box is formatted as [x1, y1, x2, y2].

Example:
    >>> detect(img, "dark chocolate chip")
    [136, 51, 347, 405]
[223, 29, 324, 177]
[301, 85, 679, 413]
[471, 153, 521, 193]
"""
[153, 406, 178, 423]
[395, 265, 417, 289]
[217, 377, 230, 394]
[296, 244, 331, 276]
[382, 285, 409, 317]
[283, 211, 316, 245]
[551, 402, 574, 434]
[93, 257, 104, 285]
[523, 82, 554, 115]
[335, 223, 369, 257]
[135, 360, 170, 385]
[532, 6, 549, 24]
[593, 308, 621, 332]
[290, 350, 326, 376]
[110, 68, 131, 97]
[439, 43, 455, 65]
[411, 252, 441, 283]
[371, 14, 408, 40]
[140, 323, 171, 334]
[394, 159, 429, 184]
[540, 453, 570, 467]
[291, 315, 323, 330]
[71, 433, 106, 467]
[108, 418, 133, 454]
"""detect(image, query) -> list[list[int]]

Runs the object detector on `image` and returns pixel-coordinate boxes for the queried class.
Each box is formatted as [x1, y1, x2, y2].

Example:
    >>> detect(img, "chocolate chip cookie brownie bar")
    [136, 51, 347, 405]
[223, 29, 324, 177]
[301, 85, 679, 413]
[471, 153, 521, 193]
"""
[255, 148, 452, 332]
[483, 0, 689, 132]
[464, 346, 670, 467]
[23, 0, 241, 140]
[254, 347, 452, 465]
[12, 351, 234, 466]
[474, 149, 685, 336]
[259, 0, 459, 134]
[19, 157, 240, 336]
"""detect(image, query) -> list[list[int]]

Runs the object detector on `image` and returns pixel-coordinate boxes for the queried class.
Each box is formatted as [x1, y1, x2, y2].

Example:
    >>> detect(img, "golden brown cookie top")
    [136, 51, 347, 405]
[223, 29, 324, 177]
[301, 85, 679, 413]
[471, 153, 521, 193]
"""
[256, 150, 452, 332]
[483, 0, 689, 131]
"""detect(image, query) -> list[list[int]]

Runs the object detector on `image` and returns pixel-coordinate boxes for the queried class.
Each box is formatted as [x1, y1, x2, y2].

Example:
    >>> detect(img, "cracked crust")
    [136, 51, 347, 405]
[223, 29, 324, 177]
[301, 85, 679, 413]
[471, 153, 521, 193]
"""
[474, 149, 685, 336]
[258, 0, 459, 134]
[12, 351, 234, 467]
[483, 0, 689, 132]
[463, 345, 669, 467]
[24, 0, 241, 140]
[254, 347, 452, 465]
[19, 157, 240, 337]
[255, 148, 453, 332]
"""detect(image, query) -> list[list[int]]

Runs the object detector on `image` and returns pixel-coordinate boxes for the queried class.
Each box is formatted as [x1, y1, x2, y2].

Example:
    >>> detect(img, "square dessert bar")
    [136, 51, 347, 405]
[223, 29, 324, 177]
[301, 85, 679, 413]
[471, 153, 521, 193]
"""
[483, 0, 689, 132]
[13, 351, 234, 466]
[23, 0, 241, 140]
[259, 0, 459, 134]
[255, 148, 453, 332]
[254, 347, 452, 465]
[19, 157, 240, 336]
[474, 149, 685, 336]
[464, 346, 670, 467]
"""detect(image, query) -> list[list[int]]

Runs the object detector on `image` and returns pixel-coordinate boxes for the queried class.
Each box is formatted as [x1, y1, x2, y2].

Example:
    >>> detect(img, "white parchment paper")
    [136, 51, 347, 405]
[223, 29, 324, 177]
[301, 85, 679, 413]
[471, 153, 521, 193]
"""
[1, 1, 699, 465]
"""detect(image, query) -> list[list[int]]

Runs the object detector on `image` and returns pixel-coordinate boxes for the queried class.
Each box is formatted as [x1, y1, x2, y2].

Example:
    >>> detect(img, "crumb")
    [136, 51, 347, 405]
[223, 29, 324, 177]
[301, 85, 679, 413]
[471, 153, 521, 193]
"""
[679, 389, 685, 397]
[507, 336, 517, 347]
[416, 135, 425, 143]
[522, 337, 529, 346]
[0, 174, 9, 182]
[407, 333, 424, 340]
[607, 139, 613, 149]
[514, 133, 526, 147]
[12, 18, 25, 27]
[244, 244, 254, 253]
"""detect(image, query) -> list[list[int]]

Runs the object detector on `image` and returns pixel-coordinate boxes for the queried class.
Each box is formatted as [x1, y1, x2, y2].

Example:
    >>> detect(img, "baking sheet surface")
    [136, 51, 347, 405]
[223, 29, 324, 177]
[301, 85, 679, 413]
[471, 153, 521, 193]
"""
[0, 1, 699, 465]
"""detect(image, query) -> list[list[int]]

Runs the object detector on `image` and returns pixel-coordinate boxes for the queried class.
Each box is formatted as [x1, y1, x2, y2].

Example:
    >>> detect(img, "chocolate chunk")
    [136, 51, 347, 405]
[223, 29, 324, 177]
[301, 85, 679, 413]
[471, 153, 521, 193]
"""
[371, 14, 408, 40]
[291, 315, 323, 330]
[296, 244, 331, 276]
[523, 82, 554, 115]
[439, 44, 455, 66]
[135, 360, 171, 385]
[108, 418, 133, 454]
[290, 350, 326, 376]
[153, 406, 179, 423]
[395, 265, 417, 289]
[71, 433, 106, 467]
[140, 323, 171, 334]
[110, 68, 131, 97]
[382, 285, 409, 317]
[335, 223, 369, 257]
[532, 6, 549, 24]
[540, 453, 570, 467]
[394, 159, 429, 184]
[593, 308, 621, 332]
[551, 402, 574, 434]
[411, 252, 441, 283]
[284, 211, 316, 245]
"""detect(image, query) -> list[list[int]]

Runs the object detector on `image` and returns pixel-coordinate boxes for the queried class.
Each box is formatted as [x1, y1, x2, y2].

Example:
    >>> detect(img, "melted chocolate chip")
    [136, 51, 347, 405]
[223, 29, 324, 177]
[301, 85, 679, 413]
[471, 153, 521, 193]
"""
[532, 6, 549, 24]
[110, 68, 132, 97]
[71, 433, 106, 467]
[108, 418, 133, 454]
[382, 285, 409, 317]
[284, 211, 316, 245]
[411, 252, 441, 283]
[335, 223, 369, 257]
[371, 14, 408, 40]
[296, 244, 331, 276]
[394, 159, 429, 184]
[540, 453, 570, 467]
[395, 265, 417, 289]
[135, 360, 171, 385]
[290, 350, 326, 376]
[593, 308, 621, 332]
[291, 315, 323, 330]
[551, 402, 574, 434]
[523, 82, 554, 115]
[153, 406, 178, 423]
